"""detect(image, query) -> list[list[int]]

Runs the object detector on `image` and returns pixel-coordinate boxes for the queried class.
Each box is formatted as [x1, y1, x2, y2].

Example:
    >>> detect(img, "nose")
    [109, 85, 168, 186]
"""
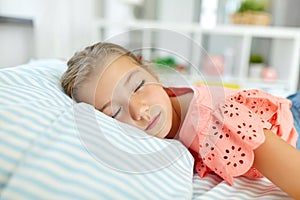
[129, 95, 150, 121]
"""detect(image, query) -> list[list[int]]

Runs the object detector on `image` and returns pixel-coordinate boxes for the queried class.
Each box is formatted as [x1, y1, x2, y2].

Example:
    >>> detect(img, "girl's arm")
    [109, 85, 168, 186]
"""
[253, 129, 300, 199]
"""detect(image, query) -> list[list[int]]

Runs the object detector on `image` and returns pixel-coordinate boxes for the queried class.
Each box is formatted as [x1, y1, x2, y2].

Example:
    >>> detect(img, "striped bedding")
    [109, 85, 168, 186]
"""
[192, 174, 290, 199]
[0, 59, 291, 199]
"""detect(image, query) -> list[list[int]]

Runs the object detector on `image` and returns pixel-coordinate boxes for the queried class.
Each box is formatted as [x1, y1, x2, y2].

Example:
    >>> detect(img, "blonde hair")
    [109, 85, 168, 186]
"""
[61, 42, 142, 102]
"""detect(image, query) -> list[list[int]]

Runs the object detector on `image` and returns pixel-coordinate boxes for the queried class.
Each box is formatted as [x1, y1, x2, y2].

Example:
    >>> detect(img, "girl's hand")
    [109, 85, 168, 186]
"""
[254, 129, 300, 199]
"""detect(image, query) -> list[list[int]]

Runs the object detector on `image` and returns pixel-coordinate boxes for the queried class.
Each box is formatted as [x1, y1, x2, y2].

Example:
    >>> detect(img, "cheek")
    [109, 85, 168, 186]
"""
[143, 86, 170, 106]
[147, 89, 172, 114]
[155, 89, 171, 107]
[116, 110, 133, 125]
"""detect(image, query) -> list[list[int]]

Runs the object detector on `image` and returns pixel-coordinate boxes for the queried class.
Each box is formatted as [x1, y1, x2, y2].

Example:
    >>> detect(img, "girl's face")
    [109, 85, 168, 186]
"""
[93, 56, 174, 138]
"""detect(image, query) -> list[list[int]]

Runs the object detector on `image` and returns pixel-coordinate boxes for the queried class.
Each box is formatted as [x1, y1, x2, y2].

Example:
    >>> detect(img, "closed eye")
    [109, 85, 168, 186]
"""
[134, 80, 145, 92]
[112, 107, 121, 118]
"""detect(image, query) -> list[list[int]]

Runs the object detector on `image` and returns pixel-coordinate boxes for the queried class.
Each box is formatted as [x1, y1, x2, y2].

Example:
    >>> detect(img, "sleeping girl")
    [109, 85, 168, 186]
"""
[61, 42, 300, 199]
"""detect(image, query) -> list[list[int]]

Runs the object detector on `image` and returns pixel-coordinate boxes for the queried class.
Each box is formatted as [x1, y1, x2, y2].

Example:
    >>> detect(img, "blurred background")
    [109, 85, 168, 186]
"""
[0, 0, 300, 96]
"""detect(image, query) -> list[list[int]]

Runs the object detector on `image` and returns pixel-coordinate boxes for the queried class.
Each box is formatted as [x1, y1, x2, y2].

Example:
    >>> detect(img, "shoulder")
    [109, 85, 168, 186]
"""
[192, 84, 238, 107]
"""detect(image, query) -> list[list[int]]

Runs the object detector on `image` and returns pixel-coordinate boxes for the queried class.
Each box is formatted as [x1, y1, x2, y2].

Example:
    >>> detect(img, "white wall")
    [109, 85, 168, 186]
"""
[0, 23, 33, 68]
[34, 0, 97, 59]
[0, 0, 38, 18]
[155, 0, 194, 65]
[0, 0, 36, 67]
[0, 0, 100, 67]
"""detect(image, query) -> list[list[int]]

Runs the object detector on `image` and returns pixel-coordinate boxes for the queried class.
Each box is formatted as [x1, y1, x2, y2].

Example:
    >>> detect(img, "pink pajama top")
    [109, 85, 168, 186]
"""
[176, 84, 298, 185]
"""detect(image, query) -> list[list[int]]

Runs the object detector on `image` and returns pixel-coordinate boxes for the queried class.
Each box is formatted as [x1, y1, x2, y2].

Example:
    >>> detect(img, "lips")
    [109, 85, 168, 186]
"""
[145, 112, 161, 131]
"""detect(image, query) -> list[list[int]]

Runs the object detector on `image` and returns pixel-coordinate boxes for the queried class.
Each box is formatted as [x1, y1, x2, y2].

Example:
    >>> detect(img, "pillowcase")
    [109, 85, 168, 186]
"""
[0, 59, 194, 199]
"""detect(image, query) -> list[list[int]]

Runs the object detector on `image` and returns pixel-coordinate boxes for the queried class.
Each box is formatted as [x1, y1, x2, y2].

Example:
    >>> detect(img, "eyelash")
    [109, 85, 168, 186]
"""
[112, 107, 121, 118]
[111, 80, 145, 119]
[134, 80, 145, 92]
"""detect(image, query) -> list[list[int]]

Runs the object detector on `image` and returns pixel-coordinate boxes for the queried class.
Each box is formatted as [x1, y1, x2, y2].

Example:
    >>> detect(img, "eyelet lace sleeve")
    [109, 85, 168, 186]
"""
[189, 89, 297, 185]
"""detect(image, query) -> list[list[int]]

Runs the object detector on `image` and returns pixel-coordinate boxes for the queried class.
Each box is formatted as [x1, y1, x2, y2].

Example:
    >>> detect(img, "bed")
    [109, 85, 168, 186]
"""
[0, 59, 292, 199]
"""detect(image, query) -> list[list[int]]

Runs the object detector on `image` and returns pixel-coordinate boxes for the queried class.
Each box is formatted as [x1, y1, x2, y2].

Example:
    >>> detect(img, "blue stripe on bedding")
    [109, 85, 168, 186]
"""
[2, 117, 193, 199]
[0, 60, 194, 199]
[192, 174, 291, 199]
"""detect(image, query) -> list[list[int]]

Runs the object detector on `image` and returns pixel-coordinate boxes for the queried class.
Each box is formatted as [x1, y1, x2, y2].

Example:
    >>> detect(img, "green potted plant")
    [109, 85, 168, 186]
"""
[250, 53, 264, 64]
[248, 53, 265, 78]
[237, 0, 266, 13]
[231, 0, 271, 25]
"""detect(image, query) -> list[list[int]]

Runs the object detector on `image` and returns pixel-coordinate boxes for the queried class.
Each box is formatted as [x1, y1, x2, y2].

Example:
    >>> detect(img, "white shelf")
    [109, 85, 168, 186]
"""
[202, 25, 300, 39]
[93, 19, 300, 97]
[94, 19, 300, 38]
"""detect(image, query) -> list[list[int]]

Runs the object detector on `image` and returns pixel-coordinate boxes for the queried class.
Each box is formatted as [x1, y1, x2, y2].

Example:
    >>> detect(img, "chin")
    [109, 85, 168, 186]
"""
[155, 122, 172, 139]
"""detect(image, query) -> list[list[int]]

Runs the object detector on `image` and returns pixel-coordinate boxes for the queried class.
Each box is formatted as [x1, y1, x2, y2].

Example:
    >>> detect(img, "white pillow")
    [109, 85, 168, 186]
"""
[0, 59, 194, 199]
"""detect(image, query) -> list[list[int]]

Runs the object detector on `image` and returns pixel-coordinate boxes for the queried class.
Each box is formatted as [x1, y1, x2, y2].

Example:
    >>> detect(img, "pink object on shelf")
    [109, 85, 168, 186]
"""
[261, 67, 278, 81]
[203, 55, 224, 76]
